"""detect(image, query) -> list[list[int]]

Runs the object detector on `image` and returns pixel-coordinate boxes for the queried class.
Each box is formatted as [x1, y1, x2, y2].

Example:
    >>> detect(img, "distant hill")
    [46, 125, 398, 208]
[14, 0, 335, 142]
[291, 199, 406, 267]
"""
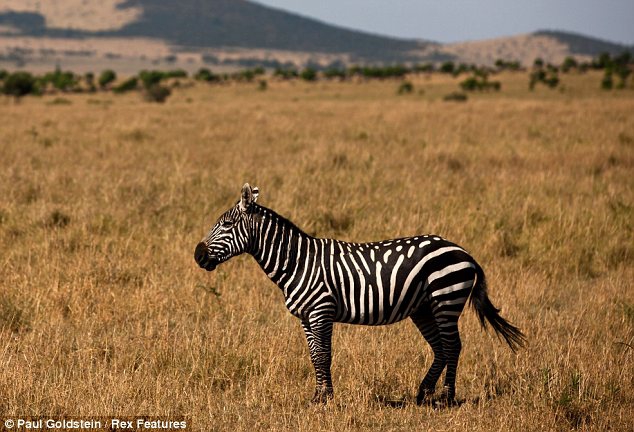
[442, 31, 632, 67]
[108, 0, 433, 62]
[534, 30, 632, 57]
[0, 0, 632, 72]
[0, 0, 434, 63]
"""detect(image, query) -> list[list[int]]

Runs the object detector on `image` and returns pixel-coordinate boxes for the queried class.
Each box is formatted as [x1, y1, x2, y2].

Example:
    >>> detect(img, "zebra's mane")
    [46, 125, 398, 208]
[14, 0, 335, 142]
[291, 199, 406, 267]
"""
[249, 203, 314, 267]
[250, 203, 312, 238]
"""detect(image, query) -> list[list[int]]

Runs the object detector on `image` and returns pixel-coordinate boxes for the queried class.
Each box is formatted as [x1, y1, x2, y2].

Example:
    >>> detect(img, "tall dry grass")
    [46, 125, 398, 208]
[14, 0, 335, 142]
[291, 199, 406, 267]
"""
[0, 71, 632, 431]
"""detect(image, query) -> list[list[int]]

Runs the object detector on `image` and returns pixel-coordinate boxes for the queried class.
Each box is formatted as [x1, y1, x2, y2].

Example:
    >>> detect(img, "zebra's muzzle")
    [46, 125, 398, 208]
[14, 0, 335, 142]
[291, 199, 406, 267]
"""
[194, 242, 218, 271]
[202, 260, 218, 271]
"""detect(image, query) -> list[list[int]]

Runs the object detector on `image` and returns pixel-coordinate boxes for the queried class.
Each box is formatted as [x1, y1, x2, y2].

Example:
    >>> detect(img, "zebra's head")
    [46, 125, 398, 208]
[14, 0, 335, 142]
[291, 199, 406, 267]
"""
[194, 183, 259, 272]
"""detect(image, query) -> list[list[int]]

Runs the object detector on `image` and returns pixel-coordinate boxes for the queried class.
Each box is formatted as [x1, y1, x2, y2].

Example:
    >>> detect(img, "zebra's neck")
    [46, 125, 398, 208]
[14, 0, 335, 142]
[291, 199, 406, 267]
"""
[249, 204, 316, 284]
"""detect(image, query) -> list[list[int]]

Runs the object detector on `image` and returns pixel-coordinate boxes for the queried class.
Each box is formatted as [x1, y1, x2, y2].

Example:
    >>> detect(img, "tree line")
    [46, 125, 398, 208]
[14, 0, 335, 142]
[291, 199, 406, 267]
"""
[1, 52, 631, 101]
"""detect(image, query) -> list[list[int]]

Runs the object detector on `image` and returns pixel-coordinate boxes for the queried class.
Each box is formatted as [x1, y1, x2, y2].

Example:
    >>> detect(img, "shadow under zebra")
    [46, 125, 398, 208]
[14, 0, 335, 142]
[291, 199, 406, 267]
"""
[375, 394, 466, 409]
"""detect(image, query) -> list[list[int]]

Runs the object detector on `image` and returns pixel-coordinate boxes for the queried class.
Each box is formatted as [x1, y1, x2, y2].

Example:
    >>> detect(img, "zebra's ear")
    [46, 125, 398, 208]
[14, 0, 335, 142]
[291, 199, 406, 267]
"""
[240, 183, 254, 211]
[252, 186, 259, 203]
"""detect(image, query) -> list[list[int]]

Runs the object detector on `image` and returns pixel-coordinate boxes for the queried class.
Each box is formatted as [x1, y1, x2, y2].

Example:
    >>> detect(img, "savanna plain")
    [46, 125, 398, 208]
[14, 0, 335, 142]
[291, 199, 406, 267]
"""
[0, 72, 633, 431]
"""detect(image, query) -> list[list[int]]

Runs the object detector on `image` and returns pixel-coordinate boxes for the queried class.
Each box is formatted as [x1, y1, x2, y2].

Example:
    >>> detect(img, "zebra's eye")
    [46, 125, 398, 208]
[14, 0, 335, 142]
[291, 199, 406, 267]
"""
[222, 220, 233, 228]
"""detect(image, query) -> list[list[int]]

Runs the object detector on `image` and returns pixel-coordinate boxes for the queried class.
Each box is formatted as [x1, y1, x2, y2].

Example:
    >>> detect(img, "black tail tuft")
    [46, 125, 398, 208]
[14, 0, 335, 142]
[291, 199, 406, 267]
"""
[469, 263, 526, 352]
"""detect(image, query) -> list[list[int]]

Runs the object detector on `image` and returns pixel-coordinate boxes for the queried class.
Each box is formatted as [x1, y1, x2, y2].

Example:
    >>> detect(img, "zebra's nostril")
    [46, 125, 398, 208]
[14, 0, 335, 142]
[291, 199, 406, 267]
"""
[194, 242, 208, 265]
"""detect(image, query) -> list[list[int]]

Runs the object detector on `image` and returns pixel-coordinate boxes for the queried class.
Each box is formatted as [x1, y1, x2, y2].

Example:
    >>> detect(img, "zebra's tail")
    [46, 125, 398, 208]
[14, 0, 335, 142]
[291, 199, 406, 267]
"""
[469, 262, 526, 352]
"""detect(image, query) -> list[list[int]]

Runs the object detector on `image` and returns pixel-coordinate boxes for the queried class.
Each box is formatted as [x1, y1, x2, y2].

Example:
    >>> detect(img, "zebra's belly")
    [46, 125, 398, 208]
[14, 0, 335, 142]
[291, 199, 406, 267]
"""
[343, 308, 416, 326]
[283, 283, 422, 324]
[335, 282, 426, 325]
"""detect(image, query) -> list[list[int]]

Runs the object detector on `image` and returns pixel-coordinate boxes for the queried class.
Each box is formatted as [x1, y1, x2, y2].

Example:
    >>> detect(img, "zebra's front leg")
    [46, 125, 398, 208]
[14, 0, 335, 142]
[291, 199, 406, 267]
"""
[301, 314, 334, 404]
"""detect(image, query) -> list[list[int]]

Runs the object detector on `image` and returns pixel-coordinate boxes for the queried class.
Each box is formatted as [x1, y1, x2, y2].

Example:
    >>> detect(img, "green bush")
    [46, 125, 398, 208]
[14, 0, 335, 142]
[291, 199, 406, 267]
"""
[544, 75, 559, 88]
[42, 68, 78, 92]
[440, 61, 455, 74]
[460, 75, 501, 92]
[347, 65, 362, 77]
[594, 52, 612, 69]
[356, 65, 409, 79]
[562, 56, 578, 73]
[382, 64, 409, 78]
[2, 71, 36, 98]
[453, 63, 471, 76]
[412, 63, 434, 73]
[194, 68, 221, 82]
[300, 67, 318, 81]
[495, 59, 521, 71]
[112, 77, 138, 94]
[0, 69, 8, 80]
[397, 81, 414, 94]
[232, 69, 256, 82]
[138, 69, 186, 87]
[143, 84, 171, 103]
[613, 53, 632, 88]
[593, 52, 631, 89]
[616, 68, 631, 89]
[460, 76, 479, 91]
[273, 68, 298, 79]
[529, 70, 545, 90]
[139, 70, 166, 88]
[601, 72, 614, 90]
[84, 72, 96, 92]
[165, 69, 188, 79]
[530, 67, 559, 90]
[98, 70, 117, 89]
[323, 68, 346, 79]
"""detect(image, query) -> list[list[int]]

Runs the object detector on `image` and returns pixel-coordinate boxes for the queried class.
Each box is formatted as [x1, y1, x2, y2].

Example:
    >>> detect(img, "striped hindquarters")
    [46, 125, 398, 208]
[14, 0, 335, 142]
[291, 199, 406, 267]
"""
[327, 237, 477, 326]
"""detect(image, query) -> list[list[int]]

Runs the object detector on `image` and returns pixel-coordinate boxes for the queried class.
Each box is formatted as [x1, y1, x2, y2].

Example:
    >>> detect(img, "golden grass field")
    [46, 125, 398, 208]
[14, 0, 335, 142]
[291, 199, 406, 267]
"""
[0, 71, 633, 431]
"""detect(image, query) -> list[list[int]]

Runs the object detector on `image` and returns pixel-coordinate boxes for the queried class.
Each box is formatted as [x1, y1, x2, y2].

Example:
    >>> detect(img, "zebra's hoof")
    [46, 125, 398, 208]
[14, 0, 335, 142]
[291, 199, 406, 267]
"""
[429, 396, 458, 409]
[428, 387, 459, 409]
[415, 388, 435, 406]
[310, 387, 334, 404]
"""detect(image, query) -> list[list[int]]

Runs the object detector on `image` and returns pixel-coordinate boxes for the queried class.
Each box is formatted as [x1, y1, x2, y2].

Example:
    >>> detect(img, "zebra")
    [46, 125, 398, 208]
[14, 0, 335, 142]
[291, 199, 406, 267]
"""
[194, 183, 525, 405]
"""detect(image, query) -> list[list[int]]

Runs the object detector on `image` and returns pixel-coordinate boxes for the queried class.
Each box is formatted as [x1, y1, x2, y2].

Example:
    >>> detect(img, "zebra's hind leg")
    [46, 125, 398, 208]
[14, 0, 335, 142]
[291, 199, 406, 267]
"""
[436, 318, 462, 405]
[411, 306, 446, 405]
[301, 314, 334, 404]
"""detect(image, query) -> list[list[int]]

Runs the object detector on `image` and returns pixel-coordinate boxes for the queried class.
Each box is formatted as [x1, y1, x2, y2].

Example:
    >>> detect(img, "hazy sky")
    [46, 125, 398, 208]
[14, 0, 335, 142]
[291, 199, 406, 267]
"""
[255, 0, 634, 45]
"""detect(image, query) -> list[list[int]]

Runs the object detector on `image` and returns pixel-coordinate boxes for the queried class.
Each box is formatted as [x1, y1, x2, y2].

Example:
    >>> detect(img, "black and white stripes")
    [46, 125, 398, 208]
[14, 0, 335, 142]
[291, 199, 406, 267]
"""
[195, 184, 525, 405]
